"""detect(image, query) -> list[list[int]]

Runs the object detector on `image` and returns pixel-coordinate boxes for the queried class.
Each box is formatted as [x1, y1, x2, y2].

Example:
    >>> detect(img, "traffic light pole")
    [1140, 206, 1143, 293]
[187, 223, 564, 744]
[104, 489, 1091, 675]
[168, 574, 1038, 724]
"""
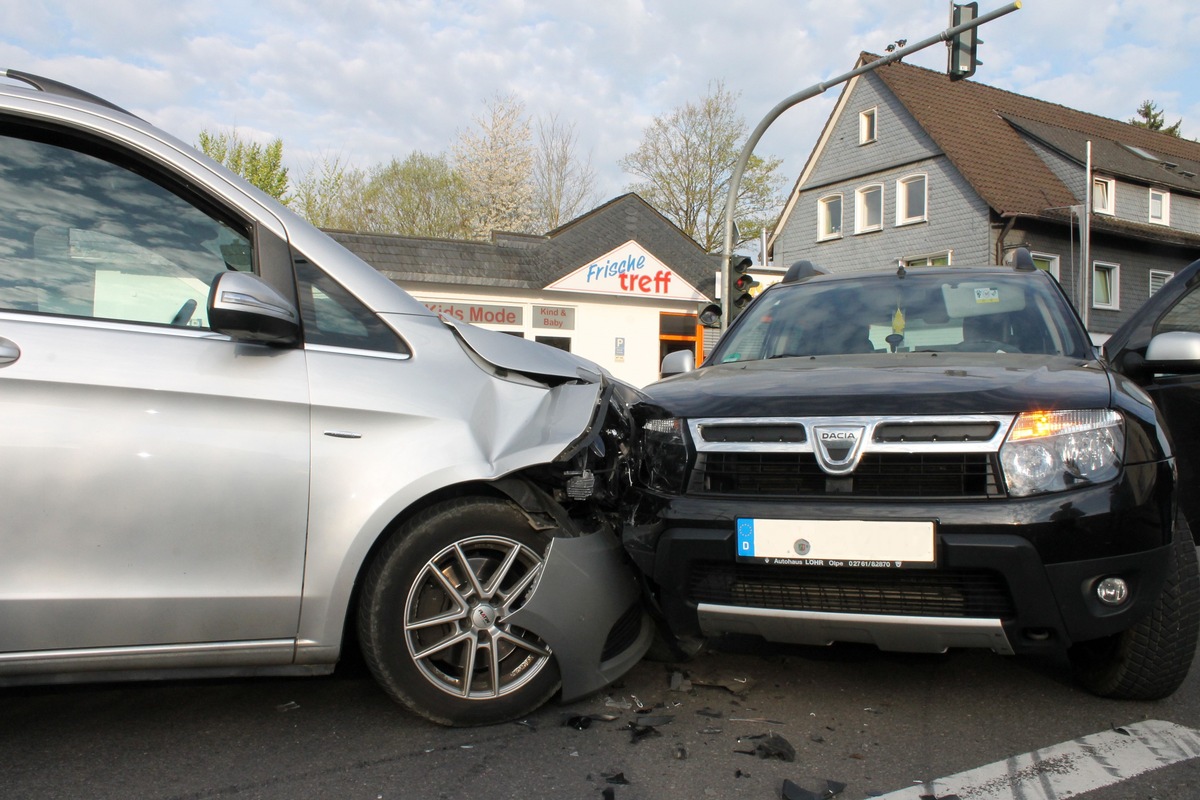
[719, 1, 1022, 331]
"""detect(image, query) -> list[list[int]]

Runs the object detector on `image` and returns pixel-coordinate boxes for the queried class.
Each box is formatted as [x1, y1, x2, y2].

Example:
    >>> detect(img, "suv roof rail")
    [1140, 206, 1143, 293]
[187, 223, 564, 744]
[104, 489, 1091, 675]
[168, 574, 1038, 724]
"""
[3, 69, 135, 117]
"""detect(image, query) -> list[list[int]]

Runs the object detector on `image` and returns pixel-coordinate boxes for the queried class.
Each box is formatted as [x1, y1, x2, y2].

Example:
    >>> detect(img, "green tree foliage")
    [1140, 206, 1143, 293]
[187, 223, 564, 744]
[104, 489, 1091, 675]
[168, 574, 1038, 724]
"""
[197, 128, 289, 200]
[294, 152, 469, 239]
[1130, 100, 1183, 137]
[620, 81, 787, 252]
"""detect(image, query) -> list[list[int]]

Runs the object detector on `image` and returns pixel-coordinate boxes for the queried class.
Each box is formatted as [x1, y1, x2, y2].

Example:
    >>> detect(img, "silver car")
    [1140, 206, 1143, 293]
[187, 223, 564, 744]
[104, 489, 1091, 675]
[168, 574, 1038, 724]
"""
[0, 70, 651, 726]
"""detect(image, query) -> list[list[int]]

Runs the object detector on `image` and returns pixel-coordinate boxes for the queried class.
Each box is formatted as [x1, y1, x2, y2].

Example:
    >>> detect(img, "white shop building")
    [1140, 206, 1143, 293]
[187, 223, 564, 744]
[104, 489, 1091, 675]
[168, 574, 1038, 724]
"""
[329, 194, 720, 387]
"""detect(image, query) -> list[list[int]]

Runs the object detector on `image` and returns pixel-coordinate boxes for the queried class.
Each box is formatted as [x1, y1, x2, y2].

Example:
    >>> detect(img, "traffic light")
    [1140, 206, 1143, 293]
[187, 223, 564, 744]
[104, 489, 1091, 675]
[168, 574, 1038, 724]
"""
[728, 255, 759, 316]
[948, 2, 980, 81]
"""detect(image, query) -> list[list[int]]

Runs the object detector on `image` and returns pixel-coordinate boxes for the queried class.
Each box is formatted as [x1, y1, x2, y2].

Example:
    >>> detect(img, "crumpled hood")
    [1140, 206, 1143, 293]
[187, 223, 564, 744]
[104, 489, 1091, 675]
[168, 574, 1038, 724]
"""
[444, 317, 604, 384]
[642, 353, 1112, 418]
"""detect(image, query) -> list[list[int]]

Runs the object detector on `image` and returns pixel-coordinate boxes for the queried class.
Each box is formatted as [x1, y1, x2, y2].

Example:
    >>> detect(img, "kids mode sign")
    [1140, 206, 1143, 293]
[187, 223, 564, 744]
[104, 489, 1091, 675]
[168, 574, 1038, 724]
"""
[545, 240, 705, 301]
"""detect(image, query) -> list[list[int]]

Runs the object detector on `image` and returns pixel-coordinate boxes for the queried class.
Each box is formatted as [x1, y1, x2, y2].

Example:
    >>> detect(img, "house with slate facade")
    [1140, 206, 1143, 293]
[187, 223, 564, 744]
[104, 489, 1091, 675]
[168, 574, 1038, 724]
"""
[328, 193, 718, 387]
[769, 53, 1200, 335]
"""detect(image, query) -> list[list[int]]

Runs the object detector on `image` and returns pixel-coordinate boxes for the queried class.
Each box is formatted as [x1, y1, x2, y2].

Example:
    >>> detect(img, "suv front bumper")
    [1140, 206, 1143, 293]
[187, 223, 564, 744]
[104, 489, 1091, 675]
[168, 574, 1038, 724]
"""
[625, 462, 1174, 655]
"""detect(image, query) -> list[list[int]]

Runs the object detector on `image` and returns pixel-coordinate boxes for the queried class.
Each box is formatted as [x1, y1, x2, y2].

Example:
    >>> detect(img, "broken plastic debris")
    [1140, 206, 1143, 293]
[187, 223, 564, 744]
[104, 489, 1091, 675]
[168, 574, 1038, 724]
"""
[730, 717, 785, 725]
[632, 714, 674, 728]
[674, 744, 688, 760]
[601, 789, 615, 800]
[275, 701, 300, 712]
[603, 772, 630, 785]
[781, 779, 848, 800]
[669, 671, 694, 692]
[605, 696, 632, 710]
[735, 733, 796, 762]
[691, 673, 756, 696]
[565, 716, 592, 730]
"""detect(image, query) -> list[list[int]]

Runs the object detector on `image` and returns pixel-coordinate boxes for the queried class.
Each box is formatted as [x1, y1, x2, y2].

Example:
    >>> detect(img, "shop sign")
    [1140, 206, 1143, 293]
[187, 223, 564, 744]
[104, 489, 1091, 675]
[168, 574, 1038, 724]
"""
[424, 301, 522, 325]
[533, 305, 575, 330]
[545, 240, 706, 301]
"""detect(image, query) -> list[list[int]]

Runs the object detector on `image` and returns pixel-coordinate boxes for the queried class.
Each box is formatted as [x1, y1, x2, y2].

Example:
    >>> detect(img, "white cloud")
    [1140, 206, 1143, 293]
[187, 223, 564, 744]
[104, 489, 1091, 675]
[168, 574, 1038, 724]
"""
[3, 0, 1197, 199]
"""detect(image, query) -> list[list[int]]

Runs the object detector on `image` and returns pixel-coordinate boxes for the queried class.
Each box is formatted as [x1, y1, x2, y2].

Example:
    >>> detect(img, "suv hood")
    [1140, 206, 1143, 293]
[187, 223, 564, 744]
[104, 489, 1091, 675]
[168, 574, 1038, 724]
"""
[644, 354, 1110, 418]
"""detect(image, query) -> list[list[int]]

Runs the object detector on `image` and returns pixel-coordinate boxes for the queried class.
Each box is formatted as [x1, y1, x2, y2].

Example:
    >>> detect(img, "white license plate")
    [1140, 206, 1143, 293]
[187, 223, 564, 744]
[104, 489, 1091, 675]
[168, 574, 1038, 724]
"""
[735, 518, 936, 568]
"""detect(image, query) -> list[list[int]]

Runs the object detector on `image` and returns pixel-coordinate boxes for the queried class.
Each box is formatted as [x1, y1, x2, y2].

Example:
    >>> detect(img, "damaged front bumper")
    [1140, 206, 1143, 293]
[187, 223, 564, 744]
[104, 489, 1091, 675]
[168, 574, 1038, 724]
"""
[507, 526, 654, 702]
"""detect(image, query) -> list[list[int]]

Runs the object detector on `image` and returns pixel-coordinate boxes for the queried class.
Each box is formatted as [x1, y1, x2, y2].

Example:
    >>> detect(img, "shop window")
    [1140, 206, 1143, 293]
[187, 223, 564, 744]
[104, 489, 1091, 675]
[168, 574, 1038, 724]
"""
[535, 335, 570, 352]
[659, 312, 701, 365]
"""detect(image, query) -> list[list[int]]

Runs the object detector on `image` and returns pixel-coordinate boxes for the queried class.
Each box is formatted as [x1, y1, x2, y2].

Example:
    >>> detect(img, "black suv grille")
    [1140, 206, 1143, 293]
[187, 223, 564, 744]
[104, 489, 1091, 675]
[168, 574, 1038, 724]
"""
[692, 452, 1000, 498]
[688, 562, 1015, 618]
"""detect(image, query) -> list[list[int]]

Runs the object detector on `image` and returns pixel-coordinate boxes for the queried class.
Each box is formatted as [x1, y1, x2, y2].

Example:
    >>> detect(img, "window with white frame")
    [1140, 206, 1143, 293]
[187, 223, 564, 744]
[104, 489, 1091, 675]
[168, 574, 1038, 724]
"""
[1149, 188, 1170, 225]
[855, 184, 883, 233]
[817, 194, 843, 240]
[904, 251, 951, 266]
[1031, 252, 1060, 279]
[1149, 269, 1174, 295]
[1093, 261, 1120, 309]
[859, 108, 877, 144]
[896, 174, 927, 225]
[1093, 176, 1115, 215]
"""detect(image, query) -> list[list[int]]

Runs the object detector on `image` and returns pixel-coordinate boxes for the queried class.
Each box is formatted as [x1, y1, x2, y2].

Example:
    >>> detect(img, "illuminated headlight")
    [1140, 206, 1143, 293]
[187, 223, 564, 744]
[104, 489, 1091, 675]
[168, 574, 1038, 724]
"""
[640, 418, 690, 493]
[1000, 410, 1124, 497]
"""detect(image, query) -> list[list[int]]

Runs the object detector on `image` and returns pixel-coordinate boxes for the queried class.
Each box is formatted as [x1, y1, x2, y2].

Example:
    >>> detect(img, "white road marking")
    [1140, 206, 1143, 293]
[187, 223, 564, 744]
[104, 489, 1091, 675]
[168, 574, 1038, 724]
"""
[877, 720, 1200, 799]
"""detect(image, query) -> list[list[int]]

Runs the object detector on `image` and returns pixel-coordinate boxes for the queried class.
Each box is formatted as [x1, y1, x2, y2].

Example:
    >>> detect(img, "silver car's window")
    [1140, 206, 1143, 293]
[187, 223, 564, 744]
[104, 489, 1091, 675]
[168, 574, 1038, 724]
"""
[295, 258, 408, 354]
[0, 127, 252, 328]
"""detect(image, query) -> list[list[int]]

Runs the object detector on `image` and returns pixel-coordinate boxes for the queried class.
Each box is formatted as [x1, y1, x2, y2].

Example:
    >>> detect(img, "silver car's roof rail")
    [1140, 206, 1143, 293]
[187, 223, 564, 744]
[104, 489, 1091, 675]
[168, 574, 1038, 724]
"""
[3, 69, 136, 118]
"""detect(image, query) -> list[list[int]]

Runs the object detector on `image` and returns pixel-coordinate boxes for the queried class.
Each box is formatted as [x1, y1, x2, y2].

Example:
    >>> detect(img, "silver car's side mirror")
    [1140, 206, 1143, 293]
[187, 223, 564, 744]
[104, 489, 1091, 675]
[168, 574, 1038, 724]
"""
[1144, 331, 1200, 374]
[207, 271, 301, 346]
[660, 349, 695, 378]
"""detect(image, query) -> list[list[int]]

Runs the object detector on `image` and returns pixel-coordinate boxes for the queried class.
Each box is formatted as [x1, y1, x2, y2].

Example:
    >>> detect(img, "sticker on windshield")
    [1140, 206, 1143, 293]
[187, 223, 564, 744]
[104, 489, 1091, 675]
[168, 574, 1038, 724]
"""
[974, 287, 1000, 304]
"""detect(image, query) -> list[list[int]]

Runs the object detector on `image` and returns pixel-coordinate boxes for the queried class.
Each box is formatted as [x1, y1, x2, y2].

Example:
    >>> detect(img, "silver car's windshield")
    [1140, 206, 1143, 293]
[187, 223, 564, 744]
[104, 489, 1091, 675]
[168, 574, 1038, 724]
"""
[711, 271, 1093, 363]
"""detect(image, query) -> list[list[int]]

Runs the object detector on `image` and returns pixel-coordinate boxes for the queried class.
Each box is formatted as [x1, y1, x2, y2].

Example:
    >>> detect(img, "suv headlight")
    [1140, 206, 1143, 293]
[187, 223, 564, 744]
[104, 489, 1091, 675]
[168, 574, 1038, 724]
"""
[640, 417, 690, 493]
[1000, 409, 1124, 497]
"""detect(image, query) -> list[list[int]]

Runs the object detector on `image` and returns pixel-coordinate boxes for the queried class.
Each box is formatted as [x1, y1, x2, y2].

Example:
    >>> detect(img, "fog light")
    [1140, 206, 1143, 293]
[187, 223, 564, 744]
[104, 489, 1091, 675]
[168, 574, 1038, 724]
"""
[1096, 577, 1130, 607]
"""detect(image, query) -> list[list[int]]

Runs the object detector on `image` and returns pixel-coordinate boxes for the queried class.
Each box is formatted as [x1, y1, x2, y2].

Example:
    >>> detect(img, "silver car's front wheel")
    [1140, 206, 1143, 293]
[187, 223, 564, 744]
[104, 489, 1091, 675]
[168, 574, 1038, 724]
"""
[404, 535, 552, 699]
[358, 498, 561, 726]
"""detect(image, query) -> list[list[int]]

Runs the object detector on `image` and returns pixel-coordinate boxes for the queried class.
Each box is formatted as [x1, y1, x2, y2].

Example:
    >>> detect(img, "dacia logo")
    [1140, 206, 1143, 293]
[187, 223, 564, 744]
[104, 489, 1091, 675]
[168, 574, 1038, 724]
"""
[811, 424, 868, 476]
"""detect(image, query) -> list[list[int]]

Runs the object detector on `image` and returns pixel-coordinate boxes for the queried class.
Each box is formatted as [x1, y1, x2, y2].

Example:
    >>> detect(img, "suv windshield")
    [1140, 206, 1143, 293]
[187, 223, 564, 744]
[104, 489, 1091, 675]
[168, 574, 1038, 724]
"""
[711, 270, 1093, 363]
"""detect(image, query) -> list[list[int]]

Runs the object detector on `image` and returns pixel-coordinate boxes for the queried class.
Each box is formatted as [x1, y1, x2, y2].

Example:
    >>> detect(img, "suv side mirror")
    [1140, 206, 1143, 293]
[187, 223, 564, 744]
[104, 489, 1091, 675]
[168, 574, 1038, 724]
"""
[207, 271, 301, 346]
[660, 349, 695, 378]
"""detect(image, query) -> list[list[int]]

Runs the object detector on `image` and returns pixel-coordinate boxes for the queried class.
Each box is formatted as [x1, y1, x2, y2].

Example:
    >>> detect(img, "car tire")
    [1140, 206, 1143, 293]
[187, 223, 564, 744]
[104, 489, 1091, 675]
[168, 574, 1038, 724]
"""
[357, 497, 562, 726]
[1070, 517, 1200, 700]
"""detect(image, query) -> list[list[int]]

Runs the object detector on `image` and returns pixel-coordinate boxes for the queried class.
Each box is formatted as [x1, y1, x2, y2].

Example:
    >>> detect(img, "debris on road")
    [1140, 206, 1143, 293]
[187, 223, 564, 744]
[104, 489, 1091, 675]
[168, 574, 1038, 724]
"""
[735, 732, 796, 762]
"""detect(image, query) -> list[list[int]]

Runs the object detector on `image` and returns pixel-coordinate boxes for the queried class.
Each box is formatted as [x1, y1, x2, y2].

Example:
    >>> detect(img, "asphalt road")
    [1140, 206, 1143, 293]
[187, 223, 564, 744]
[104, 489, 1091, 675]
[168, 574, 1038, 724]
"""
[3, 638, 1199, 800]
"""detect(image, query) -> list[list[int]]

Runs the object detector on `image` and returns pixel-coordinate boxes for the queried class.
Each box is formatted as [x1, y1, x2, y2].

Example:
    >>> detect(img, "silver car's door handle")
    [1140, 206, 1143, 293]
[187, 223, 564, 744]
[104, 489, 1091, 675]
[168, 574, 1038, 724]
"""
[0, 337, 20, 366]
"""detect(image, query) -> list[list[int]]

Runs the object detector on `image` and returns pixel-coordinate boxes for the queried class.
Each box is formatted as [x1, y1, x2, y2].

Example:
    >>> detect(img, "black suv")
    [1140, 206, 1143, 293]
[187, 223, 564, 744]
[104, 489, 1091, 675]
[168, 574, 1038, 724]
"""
[626, 253, 1200, 699]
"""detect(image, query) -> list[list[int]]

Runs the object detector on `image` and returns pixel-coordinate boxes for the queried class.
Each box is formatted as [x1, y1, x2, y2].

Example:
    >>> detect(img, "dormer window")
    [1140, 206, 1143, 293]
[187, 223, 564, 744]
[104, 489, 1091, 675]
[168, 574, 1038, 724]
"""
[1093, 177, 1115, 215]
[1149, 188, 1170, 225]
[859, 108, 877, 144]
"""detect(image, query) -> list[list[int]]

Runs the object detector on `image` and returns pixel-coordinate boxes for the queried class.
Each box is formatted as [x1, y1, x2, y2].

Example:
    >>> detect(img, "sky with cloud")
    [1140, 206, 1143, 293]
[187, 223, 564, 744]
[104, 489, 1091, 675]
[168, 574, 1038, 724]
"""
[2, 0, 1197, 206]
